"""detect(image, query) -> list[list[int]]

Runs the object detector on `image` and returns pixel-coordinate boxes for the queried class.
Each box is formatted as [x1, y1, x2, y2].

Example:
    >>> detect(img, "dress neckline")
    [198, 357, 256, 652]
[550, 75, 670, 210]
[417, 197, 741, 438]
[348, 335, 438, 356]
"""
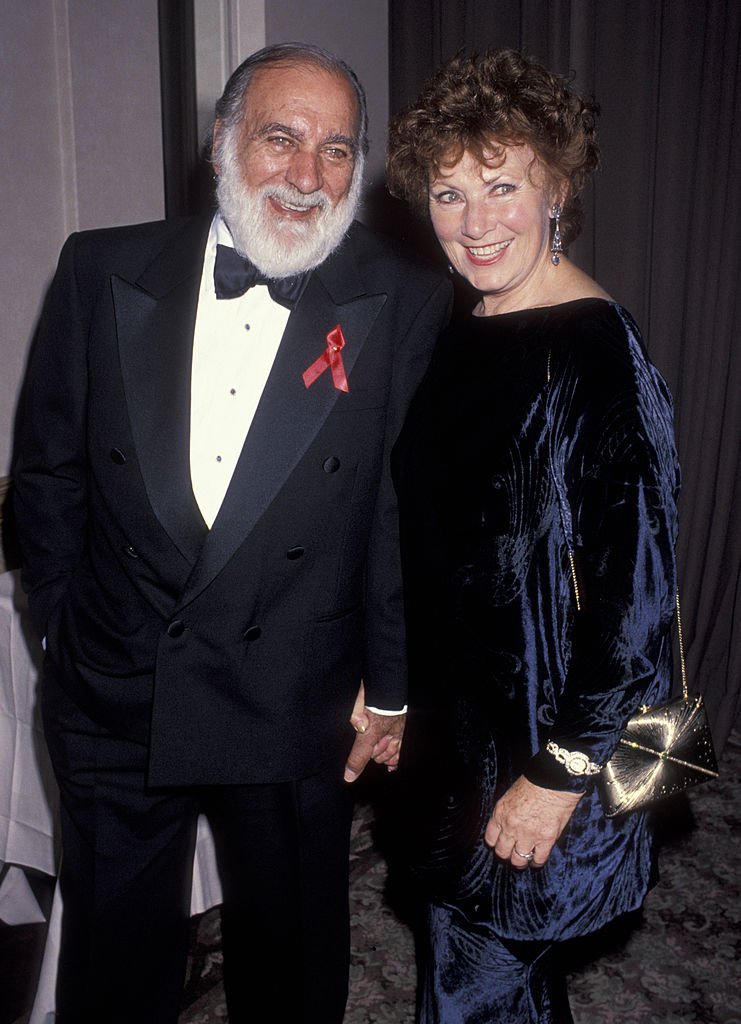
[471, 296, 615, 322]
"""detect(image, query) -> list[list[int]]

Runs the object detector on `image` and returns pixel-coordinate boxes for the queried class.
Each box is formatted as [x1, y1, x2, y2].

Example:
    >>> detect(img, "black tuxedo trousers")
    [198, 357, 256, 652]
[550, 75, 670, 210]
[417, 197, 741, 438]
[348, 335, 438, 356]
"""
[45, 671, 354, 1024]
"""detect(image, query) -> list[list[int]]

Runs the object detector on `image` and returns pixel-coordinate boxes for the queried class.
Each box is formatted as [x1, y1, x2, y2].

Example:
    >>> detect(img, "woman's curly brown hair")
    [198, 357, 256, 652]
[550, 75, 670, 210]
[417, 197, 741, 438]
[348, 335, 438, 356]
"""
[387, 50, 599, 248]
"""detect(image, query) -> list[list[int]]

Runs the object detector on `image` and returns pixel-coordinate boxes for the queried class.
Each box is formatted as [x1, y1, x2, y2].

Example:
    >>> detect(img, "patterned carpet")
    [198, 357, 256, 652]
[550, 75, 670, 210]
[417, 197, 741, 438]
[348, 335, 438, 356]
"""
[179, 730, 741, 1023]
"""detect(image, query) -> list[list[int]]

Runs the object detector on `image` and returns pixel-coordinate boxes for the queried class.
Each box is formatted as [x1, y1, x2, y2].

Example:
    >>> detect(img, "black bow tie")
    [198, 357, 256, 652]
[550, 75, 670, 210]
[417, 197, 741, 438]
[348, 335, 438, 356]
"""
[213, 244, 307, 309]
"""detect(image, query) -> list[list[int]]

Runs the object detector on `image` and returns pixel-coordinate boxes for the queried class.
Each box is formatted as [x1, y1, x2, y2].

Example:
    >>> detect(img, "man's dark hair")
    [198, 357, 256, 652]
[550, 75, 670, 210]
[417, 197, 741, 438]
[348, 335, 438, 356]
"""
[212, 42, 369, 158]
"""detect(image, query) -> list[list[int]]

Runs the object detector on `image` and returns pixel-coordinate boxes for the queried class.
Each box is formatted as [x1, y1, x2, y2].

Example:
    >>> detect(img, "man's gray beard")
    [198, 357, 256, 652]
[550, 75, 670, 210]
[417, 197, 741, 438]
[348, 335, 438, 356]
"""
[216, 136, 363, 278]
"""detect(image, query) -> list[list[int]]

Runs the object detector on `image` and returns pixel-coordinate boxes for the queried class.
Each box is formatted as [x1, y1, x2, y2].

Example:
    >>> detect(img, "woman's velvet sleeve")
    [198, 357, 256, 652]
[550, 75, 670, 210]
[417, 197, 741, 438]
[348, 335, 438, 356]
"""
[525, 311, 680, 792]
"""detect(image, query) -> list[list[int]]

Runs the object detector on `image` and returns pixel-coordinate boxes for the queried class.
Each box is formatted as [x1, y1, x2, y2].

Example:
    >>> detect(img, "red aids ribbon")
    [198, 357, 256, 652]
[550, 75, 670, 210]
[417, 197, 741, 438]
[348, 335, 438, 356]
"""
[302, 324, 350, 393]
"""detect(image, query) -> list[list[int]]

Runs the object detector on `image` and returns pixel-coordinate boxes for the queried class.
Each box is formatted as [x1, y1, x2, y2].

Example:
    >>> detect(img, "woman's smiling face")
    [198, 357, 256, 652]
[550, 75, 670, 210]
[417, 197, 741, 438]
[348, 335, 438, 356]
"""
[428, 144, 558, 315]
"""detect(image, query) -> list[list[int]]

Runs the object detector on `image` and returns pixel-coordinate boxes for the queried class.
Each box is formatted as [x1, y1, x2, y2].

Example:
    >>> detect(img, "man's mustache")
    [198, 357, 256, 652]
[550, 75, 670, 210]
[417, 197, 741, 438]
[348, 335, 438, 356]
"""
[262, 183, 330, 213]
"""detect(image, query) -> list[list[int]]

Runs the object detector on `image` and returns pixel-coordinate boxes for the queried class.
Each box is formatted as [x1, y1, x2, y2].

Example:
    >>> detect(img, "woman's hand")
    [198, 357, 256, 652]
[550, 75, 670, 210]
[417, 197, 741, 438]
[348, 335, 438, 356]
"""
[485, 776, 583, 869]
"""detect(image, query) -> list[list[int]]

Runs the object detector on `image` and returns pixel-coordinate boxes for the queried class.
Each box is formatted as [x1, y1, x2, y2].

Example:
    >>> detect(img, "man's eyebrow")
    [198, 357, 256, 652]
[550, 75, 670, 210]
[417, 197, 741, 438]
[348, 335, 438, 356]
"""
[254, 121, 304, 140]
[324, 133, 357, 153]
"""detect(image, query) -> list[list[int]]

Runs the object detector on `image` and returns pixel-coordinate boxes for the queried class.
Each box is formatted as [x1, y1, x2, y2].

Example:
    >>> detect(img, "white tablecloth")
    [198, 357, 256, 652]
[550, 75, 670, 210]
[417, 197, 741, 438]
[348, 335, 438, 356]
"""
[0, 570, 57, 914]
[0, 570, 223, 1021]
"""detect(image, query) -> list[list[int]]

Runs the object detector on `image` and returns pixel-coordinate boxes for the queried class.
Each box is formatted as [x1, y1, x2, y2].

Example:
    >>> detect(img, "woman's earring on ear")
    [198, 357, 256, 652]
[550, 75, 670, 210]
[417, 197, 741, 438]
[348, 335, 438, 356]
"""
[550, 203, 563, 266]
[448, 263, 455, 275]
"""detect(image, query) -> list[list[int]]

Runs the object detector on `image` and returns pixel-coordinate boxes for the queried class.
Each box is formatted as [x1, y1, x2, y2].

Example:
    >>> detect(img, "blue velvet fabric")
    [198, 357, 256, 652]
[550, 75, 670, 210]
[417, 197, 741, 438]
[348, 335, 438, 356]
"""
[393, 299, 680, 944]
[422, 905, 572, 1023]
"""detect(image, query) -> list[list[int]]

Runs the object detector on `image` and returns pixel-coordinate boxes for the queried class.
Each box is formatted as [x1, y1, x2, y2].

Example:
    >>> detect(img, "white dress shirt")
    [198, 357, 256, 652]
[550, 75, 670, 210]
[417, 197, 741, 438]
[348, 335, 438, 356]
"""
[190, 215, 290, 528]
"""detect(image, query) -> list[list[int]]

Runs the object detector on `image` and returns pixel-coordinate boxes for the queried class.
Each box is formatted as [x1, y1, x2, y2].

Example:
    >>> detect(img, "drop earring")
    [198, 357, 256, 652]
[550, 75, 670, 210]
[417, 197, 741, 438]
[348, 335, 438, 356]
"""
[550, 203, 563, 265]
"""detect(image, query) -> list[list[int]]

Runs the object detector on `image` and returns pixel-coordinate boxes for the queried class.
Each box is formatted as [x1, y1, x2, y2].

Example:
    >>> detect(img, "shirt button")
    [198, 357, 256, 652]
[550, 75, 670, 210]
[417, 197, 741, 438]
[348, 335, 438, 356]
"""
[287, 546, 305, 560]
[323, 456, 340, 473]
[167, 620, 185, 638]
[122, 545, 139, 559]
[243, 626, 262, 642]
[110, 448, 127, 464]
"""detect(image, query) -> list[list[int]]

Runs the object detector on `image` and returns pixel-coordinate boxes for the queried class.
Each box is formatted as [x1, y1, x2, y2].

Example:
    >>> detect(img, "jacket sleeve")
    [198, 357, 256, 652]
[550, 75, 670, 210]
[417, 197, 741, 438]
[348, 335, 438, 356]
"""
[525, 320, 680, 792]
[361, 278, 452, 710]
[12, 233, 90, 639]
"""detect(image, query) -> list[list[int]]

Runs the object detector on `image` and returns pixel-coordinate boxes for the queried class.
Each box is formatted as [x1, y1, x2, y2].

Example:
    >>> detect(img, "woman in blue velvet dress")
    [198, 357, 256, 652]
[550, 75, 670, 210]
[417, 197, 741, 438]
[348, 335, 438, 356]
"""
[387, 51, 680, 1022]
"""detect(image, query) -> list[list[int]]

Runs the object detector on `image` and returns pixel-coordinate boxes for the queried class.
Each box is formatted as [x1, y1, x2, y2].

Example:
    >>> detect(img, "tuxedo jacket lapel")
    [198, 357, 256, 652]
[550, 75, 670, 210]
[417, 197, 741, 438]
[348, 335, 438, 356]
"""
[179, 238, 387, 607]
[114, 219, 210, 564]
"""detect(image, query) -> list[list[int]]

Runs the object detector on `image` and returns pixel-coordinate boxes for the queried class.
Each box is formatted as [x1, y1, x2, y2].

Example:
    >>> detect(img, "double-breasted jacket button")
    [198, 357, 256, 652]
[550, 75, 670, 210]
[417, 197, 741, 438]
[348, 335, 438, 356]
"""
[323, 456, 340, 473]
[243, 626, 262, 642]
[286, 546, 305, 560]
[167, 620, 185, 638]
[110, 447, 127, 464]
[122, 545, 139, 559]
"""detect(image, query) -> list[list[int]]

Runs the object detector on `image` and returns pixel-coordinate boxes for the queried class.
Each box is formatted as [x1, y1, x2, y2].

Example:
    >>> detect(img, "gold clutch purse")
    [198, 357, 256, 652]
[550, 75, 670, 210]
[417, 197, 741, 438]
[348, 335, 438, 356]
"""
[598, 594, 719, 816]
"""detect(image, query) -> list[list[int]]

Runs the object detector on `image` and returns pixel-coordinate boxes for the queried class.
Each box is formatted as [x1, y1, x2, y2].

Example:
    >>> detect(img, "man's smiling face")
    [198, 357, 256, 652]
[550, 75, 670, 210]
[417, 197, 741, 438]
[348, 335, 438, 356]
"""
[213, 61, 363, 277]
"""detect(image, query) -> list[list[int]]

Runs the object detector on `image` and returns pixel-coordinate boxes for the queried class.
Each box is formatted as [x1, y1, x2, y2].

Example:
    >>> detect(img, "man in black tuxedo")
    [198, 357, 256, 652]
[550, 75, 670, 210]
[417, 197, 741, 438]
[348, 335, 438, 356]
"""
[13, 43, 451, 1023]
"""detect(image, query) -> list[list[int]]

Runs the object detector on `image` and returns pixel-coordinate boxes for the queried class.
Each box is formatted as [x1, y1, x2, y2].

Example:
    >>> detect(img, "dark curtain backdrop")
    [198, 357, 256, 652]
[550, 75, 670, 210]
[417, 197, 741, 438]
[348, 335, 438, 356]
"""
[389, 0, 741, 750]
